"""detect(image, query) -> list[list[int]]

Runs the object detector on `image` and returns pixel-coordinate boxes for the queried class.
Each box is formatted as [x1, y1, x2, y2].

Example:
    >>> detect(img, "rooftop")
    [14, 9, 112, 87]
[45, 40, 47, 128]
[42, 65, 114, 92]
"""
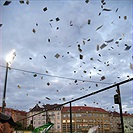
[62, 106, 108, 113]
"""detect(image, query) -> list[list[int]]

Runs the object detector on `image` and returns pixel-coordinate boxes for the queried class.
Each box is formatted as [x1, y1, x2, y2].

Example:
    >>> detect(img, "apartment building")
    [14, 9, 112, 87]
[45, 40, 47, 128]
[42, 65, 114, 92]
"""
[123, 113, 133, 133]
[27, 104, 62, 132]
[109, 111, 122, 133]
[43, 104, 62, 133]
[61, 106, 110, 133]
[27, 104, 44, 128]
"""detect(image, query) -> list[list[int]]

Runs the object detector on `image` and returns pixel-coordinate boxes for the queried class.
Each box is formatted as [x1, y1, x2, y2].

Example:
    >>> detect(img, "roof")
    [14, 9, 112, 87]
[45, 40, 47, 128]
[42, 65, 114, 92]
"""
[42, 104, 62, 111]
[29, 104, 43, 112]
[62, 106, 107, 113]
[0, 107, 27, 116]
[109, 111, 120, 117]
[123, 113, 132, 117]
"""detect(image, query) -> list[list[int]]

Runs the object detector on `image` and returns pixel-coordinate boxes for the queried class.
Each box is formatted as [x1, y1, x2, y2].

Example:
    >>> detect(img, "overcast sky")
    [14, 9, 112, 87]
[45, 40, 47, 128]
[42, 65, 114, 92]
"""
[0, 0, 132, 114]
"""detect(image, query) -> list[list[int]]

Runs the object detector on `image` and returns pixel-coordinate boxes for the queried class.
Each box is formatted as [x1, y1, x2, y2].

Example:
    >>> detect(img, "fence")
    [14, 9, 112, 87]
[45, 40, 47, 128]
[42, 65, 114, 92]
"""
[18, 77, 133, 133]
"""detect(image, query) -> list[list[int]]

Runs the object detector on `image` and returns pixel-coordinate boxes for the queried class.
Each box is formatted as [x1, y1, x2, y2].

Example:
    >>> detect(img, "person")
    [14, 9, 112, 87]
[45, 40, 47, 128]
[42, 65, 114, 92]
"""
[0, 122, 4, 133]
[0, 112, 17, 133]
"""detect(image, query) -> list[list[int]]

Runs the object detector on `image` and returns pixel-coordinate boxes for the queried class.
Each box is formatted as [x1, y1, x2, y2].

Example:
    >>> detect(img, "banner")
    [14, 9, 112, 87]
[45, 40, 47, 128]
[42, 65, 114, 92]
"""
[33, 122, 54, 133]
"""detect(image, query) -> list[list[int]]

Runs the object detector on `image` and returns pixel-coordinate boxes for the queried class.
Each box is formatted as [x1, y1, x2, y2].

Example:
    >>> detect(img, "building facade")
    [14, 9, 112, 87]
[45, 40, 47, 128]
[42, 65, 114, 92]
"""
[2, 105, 132, 133]
[27, 104, 44, 128]
[123, 113, 133, 133]
[109, 111, 122, 133]
[27, 104, 62, 132]
[61, 106, 110, 133]
[43, 104, 62, 133]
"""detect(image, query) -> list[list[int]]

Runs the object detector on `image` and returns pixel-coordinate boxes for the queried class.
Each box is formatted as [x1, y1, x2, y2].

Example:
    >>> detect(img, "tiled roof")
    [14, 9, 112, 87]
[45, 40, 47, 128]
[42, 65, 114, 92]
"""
[15, 110, 27, 116]
[42, 104, 62, 111]
[123, 113, 132, 117]
[0, 107, 27, 115]
[29, 104, 43, 112]
[62, 106, 107, 113]
[109, 111, 120, 116]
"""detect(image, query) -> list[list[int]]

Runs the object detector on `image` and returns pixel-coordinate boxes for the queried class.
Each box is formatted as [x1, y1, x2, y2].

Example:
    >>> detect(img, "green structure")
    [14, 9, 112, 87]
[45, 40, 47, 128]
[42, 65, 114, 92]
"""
[33, 122, 54, 133]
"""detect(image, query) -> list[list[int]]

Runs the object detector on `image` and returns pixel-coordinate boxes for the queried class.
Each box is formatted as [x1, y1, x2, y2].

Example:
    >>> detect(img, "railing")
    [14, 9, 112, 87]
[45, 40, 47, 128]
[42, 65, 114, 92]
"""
[18, 77, 133, 133]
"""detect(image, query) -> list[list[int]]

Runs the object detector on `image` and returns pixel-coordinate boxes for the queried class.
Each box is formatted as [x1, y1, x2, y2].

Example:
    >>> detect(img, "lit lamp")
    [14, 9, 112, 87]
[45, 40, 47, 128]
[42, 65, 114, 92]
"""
[2, 49, 16, 113]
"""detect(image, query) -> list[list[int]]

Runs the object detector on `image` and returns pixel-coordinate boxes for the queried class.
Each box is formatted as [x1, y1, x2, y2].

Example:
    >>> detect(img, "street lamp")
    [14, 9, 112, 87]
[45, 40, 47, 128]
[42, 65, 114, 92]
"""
[2, 49, 16, 113]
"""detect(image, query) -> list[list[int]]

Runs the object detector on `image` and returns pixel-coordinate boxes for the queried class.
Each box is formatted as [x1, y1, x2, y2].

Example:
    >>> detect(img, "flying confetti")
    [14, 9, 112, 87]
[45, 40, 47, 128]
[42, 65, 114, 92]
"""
[96, 25, 103, 31]
[32, 28, 36, 33]
[43, 7, 47, 12]
[19, 1, 24, 4]
[105, 39, 114, 43]
[3, 1, 11, 6]
[33, 74, 37, 77]
[55, 53, 60, 58]
[102, 8, 111, 11]
[46, 97, 50, 100]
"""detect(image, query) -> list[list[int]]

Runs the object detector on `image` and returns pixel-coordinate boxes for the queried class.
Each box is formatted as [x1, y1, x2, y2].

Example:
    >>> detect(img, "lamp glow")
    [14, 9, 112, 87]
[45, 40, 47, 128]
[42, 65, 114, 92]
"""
[5, 49, 16, 67]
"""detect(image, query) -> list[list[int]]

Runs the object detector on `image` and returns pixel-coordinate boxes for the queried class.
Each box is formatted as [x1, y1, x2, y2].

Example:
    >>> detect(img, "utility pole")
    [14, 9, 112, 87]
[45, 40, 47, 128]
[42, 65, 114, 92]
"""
[2, 49, 16, 113]
[114, 85, 124, 133]
[70, 102, 72, 133]
[2, 63, 8, 113]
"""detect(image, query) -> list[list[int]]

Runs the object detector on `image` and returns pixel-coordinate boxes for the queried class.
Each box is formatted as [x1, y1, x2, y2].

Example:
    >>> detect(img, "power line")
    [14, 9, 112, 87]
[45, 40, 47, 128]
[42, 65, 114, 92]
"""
[0, 64, 113, 85]
[17, 77, 133, 122]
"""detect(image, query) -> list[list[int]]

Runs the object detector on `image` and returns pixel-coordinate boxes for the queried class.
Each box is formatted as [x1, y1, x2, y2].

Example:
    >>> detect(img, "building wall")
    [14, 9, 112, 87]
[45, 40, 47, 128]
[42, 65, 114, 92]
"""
[123, 114, 133, 133]
[27, 109, 62, 132]
[109, 112, 121, 133]
[62, 109, 110, 133]
[47, 110, 62, 132]
[27, 111, 46, 128]
[2, 106, 133, 133]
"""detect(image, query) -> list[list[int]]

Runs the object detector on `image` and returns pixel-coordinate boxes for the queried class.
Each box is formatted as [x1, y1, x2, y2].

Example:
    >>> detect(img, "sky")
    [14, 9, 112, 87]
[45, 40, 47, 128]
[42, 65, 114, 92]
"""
[0, 0, 133, 114]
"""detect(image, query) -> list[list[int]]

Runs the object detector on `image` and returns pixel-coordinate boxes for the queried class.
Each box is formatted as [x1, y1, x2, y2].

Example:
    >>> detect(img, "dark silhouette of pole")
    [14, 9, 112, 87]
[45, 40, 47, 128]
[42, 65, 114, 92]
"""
[2, 63, 9, 113]
[70, 102, 72, 133]
[117, 85, 124, 133]
[2, 49, 16, 113]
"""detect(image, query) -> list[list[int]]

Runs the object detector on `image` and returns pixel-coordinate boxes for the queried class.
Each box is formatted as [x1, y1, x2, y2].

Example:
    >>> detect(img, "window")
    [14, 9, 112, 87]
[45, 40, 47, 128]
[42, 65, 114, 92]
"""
[83, 119, 88, 122]
[82, 113, 87, 116]
[100, 114, 103, 117]
[63, 114, 66, 117]
[88, 113, 92, 116]
[94, 113, 97, 117]
[76, 119, 82, 122]
[76, 113, 81, 117]
[89, 119, 93, 122]
[57, 125, 60, 129]
[42, 121, 45, 124]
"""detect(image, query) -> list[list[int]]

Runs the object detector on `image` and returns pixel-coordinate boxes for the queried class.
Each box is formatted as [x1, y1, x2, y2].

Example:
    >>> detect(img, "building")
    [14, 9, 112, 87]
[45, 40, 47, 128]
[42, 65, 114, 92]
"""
[123, 112, 133, 133]
[27, 104, 62, 132]
[2, 105, 133, 133]
[43, 104, 63, 133]
[109, 111, 122, 133]
[27, 104, 44, 128]
[61, 106, 110, 133]
[0, 107, 27, 128]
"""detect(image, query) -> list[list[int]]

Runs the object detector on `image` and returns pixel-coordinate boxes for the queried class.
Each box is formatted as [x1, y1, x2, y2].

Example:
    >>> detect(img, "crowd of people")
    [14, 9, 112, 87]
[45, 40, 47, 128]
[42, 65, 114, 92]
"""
[0, 112, 17, 133]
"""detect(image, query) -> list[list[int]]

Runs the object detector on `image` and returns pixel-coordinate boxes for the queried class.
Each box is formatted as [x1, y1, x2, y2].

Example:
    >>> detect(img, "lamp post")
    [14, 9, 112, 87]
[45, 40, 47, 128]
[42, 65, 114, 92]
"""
[2, 49, 16, 113]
